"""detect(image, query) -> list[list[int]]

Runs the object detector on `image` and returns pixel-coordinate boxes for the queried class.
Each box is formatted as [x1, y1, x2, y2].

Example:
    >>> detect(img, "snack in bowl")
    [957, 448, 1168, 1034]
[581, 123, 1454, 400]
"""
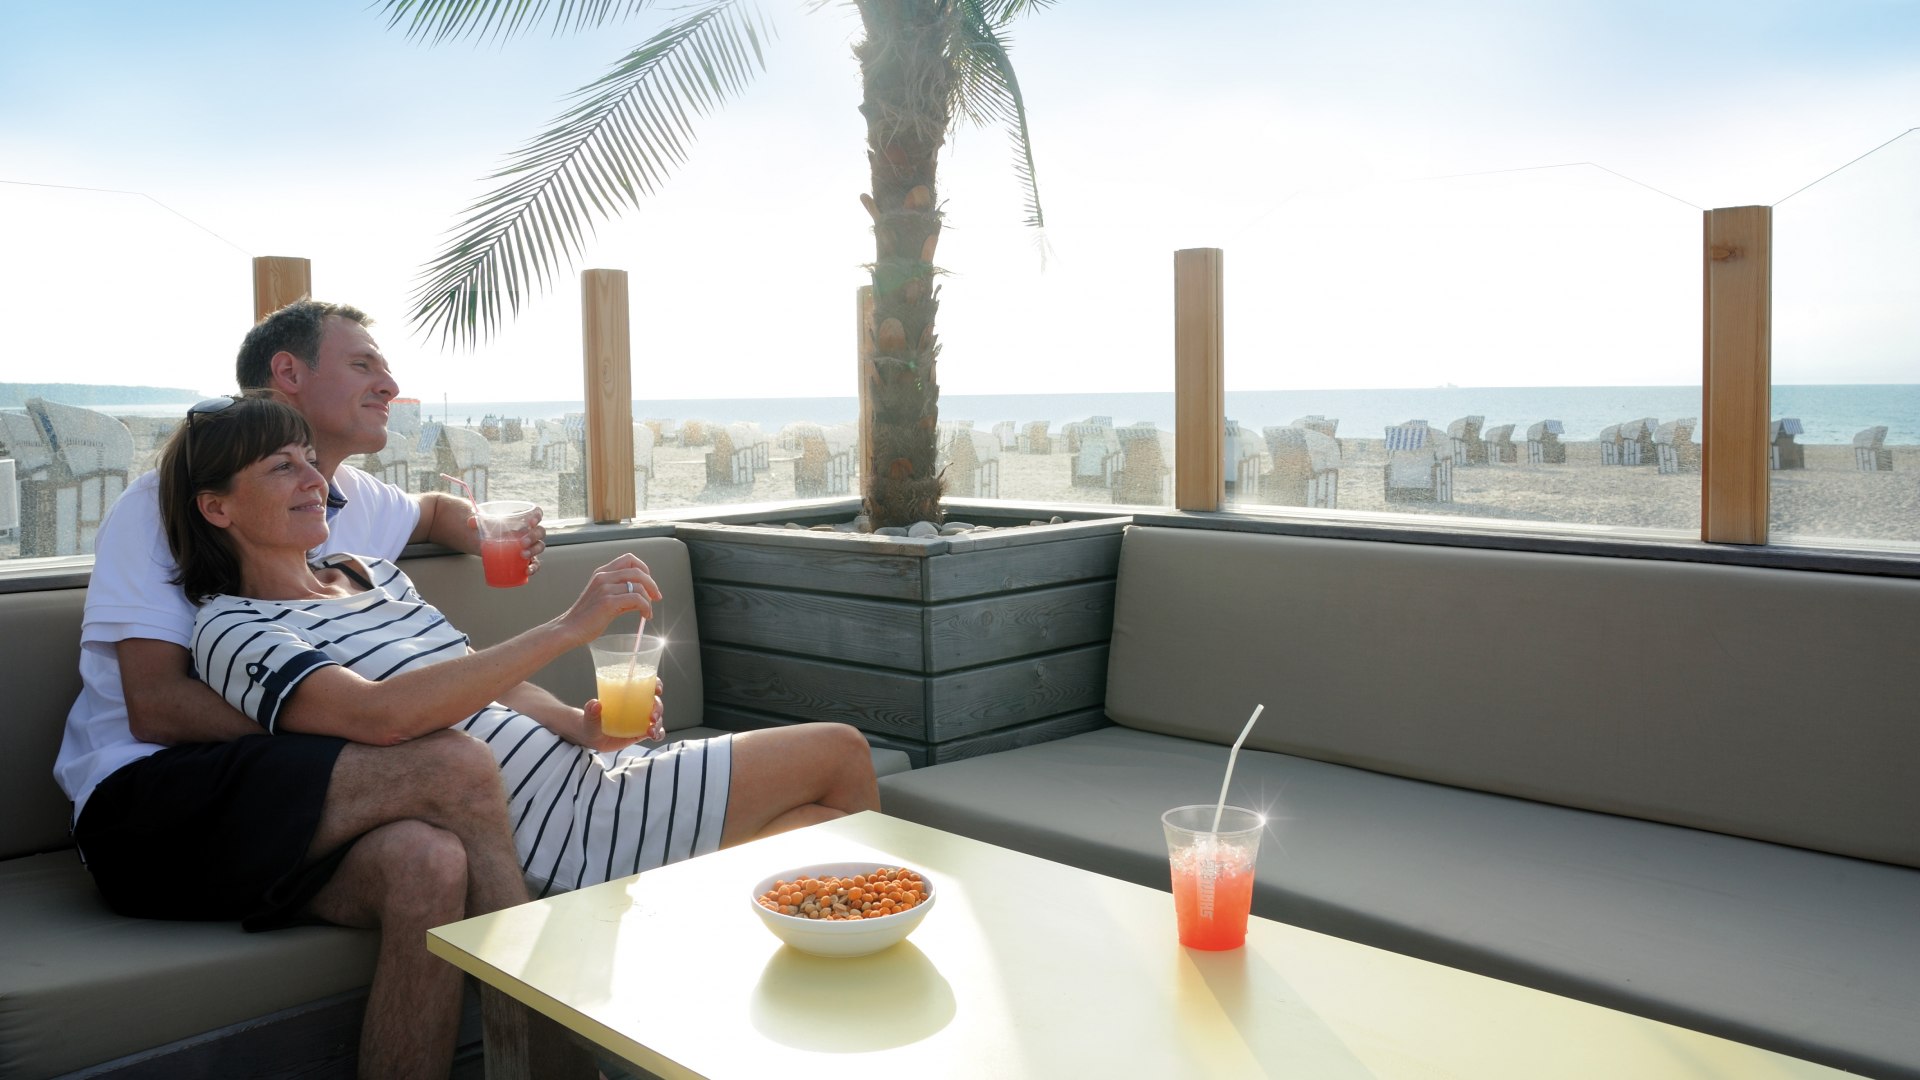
[750, 861, 938, 957]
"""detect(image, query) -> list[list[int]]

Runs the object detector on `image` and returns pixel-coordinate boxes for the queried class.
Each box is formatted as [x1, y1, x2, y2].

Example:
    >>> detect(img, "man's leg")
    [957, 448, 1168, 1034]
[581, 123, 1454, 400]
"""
[720, 723, 881, 844]
[308, 729, 528, 914]
[302, 730, 532, 1077]
[304, 820, 468, 1080]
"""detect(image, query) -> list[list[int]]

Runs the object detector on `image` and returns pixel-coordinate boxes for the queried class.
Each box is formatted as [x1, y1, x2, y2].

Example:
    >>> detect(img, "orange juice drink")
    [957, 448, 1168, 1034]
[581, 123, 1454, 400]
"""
[587, 633, 668, 740]
[595, 664, 659, 738]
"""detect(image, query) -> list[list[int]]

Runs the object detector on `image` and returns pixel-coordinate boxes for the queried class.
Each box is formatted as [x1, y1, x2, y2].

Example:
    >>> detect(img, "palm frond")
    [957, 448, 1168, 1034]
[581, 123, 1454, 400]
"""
[966, 0, 1059, 22]
[408, 0, 772, 349]
[377, 0, 665, 46]
[950, 2, 1045, 230]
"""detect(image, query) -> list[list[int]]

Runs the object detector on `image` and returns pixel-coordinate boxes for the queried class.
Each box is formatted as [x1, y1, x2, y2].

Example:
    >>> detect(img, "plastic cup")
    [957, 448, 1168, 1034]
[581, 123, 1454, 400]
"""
[588, 633, 667, 738]
[474, 500, 538, 588]
[1162, 804, 1264, 950]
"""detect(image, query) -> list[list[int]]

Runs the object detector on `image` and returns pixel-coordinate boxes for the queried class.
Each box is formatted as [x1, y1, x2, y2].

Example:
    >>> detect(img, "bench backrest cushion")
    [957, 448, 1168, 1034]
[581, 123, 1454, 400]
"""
[1106, 525, 1920, 868]
[400, 534, 703, 728]
[1, 586, 88, 859]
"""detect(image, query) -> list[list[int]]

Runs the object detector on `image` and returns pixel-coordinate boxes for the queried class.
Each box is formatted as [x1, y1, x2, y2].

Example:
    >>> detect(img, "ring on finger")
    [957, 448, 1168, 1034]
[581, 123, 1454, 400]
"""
[626, 581, 634, 594]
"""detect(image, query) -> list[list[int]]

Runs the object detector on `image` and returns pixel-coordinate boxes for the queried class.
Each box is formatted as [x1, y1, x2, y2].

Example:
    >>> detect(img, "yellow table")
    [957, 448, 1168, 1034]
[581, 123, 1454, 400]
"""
[429, 811, 1849, 1079]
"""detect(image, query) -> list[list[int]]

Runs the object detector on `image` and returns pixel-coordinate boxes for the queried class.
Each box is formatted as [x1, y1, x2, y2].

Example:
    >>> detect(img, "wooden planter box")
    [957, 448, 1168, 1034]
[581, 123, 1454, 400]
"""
[678, 508, 1127, 766]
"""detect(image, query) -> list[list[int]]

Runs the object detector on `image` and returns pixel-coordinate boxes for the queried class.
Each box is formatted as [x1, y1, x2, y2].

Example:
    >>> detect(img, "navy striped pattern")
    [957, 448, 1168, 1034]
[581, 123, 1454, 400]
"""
[192, 554, 734, 893]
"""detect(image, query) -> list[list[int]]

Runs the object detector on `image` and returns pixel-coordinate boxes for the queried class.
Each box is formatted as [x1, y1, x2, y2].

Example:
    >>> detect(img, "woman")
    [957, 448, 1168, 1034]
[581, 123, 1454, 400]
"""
[161, 395, 878, 897]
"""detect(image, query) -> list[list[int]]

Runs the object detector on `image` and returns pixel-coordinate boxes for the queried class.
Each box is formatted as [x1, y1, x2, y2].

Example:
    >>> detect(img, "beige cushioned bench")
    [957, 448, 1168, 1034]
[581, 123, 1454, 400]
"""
[0, 534, 906, 1078]
[878, 524, 1920, 1078]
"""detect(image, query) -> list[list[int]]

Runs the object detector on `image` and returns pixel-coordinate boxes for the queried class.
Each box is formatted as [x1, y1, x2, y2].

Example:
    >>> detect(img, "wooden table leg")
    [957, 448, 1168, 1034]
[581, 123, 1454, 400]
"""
[480, 984, 599, 1080]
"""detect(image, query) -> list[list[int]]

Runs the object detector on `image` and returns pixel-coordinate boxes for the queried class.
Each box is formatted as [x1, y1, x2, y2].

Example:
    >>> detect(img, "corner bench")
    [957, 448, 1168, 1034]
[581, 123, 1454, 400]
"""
[878, 522, 1920, 1079]
[0, 533, 907, 1079]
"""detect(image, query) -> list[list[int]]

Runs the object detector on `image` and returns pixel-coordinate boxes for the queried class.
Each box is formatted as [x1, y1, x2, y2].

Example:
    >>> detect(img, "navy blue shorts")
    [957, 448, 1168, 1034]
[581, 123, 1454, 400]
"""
[75, 734, 351, 931]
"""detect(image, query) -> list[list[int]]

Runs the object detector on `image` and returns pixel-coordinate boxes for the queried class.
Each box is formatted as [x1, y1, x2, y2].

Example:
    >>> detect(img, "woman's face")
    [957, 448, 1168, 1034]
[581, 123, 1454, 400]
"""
[199, 442, 330, 553]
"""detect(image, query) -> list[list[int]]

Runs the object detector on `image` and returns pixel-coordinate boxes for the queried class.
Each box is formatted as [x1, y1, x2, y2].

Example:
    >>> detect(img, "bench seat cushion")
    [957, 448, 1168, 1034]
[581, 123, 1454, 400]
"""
[877, 726, 1920, 1079]
[0, 851, 377, 1079]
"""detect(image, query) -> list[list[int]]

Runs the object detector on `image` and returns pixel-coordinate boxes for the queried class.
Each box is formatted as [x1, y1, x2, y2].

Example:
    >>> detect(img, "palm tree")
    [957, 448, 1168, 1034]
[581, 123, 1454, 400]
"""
[379, 0, 1050, 528]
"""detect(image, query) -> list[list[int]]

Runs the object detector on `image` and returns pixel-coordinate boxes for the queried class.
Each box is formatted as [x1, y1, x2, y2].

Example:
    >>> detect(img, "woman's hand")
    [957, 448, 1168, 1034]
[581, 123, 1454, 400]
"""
[576, 676, 667, 750]
[554, 553, 662, 646]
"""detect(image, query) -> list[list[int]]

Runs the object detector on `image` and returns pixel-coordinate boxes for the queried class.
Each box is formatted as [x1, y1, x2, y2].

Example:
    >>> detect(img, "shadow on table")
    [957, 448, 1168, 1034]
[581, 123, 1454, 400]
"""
[1185, 947, 1375, 1078]
[748, 942, 956, 1051]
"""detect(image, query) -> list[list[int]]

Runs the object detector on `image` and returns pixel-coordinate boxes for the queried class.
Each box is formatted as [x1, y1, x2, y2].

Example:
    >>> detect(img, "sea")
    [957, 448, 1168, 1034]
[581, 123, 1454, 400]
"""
[57, 385, 1920, 446]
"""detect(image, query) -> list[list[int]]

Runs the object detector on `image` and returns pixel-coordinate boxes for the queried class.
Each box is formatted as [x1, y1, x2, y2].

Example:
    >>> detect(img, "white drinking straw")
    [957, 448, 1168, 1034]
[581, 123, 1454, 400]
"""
[1211, 703, 1266, 833]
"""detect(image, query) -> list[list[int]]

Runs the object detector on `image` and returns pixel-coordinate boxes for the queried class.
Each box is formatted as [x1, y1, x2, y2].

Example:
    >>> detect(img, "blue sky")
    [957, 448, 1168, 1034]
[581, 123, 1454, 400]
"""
[2, 0, 1915, 402]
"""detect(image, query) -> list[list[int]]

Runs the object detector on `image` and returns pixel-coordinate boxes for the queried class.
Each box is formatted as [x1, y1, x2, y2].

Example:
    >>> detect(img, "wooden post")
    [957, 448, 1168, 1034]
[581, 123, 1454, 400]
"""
[1701, 207, 1771, 545]
[251, 256, 311, 321]
[1174, 248, 1225, 511]
[855, 285, 874, 498]
[582, 269, 635, 523]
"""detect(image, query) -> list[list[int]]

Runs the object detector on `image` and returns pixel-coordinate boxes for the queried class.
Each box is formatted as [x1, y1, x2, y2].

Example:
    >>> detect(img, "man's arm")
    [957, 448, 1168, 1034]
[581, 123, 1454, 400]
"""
[409, 491, 481, 553]
[118, 638, 263, 744]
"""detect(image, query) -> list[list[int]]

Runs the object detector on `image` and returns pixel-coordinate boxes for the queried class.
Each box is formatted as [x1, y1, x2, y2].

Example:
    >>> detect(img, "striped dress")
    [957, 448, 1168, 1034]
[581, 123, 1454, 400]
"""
[191, 554, 731, 896]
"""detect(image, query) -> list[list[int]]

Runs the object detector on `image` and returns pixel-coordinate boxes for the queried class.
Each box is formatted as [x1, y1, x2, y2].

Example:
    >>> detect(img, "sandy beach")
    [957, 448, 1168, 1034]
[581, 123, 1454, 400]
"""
[6, 421, 1915, 563]
[459, 428, 1920, 543]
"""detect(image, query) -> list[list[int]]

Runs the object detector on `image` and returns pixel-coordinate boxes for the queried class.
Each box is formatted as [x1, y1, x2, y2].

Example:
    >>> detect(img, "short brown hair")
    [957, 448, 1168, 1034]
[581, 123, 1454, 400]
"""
[234, 300, 374, 390]
[159, 394, 315, 603]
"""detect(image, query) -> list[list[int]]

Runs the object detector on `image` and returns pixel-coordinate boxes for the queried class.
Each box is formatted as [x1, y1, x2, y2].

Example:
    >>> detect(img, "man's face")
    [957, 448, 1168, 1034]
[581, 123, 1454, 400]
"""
[293, 317, 399, 463]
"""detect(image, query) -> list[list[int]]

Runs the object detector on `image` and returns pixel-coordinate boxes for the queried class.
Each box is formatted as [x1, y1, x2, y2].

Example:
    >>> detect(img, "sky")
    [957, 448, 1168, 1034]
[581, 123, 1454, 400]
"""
[1, 0, 1916, 404]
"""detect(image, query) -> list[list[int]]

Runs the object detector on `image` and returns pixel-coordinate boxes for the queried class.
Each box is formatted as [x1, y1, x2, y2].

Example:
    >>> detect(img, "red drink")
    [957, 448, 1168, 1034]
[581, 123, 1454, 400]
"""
[481, 536, 530, 588]
[1170, 851, 1255, 950]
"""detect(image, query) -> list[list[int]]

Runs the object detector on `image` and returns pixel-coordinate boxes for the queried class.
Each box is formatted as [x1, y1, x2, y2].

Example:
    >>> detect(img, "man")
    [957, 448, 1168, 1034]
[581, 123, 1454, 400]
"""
[54, 301, 561, 1079]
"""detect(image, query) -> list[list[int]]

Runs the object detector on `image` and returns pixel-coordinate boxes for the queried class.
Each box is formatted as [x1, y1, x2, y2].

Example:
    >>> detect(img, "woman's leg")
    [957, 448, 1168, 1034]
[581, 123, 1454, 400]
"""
[719, 723, 880, 845]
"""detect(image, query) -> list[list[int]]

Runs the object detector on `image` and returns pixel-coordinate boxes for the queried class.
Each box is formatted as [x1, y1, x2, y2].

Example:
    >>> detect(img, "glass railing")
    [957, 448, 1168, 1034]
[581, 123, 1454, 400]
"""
[1, 183, 244, 561]
[1223, 166, 1702, 532]
[1771, 131, 1920, 550]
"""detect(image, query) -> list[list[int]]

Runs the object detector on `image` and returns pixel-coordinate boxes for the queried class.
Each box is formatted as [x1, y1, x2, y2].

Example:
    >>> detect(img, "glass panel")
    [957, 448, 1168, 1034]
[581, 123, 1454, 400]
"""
[1, 184, 242, 562]
[1225, 167, 1700, 533]
[1771, 132, 1920, 550]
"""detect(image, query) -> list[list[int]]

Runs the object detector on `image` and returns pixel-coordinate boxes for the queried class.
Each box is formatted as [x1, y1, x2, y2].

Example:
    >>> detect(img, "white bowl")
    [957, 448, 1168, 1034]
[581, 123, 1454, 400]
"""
[749, 861, 938, 958]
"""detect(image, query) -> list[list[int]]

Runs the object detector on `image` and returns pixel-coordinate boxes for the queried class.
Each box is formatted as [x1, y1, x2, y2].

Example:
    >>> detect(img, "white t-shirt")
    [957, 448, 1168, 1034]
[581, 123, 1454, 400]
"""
[54, 463, 421, 819]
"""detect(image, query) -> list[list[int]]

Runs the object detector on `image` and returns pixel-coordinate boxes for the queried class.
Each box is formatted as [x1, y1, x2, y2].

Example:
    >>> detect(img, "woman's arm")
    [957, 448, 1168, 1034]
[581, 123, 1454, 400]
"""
[274, 555, 660, 745]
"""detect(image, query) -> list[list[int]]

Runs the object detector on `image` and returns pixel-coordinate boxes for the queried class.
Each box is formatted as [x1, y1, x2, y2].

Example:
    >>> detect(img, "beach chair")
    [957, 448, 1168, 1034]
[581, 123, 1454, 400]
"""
[1071, 420, 1116, 488]
[1484, 423, 1518, 464]
[824, 424, 858, 495]
[359, 401, 420, 491]
[1655, 418, 1700, 474]
[1019, 421, 1052, 455]
[1526, 420, 1566, 464]
[993, 420, 1017, 452]
[631, 423, 656, 511]
[434, 424, 492, 503]
[1105, 423, 1172, 505]
[680, 419, 713, 448]
[941, 430, 1001, 499]
[1260, 425, 1341, 509]
[1622, 418, 1658, 466]
[1854, 426, 1892, 472]
[1447, 415, 1487, 466]
[479, 414, 502, 441]
[1292, 415, 1339, 438]
[1770, 419, 1805, 470]
[1223, 419, 1265, 500]
[1382, 420, 1452, 503]
[1064, 416, 1113, 455]
[1598, 424, 1622, 466]
[0, 399, 132, 557]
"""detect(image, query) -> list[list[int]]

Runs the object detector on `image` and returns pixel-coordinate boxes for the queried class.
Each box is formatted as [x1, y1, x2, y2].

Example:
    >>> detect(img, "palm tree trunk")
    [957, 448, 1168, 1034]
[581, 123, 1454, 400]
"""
[855, 0, 954, 529]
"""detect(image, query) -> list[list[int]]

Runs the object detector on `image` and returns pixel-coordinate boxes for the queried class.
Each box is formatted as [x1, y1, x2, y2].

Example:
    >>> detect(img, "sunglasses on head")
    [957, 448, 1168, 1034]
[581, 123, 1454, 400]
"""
[184, 395, 240, 479]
